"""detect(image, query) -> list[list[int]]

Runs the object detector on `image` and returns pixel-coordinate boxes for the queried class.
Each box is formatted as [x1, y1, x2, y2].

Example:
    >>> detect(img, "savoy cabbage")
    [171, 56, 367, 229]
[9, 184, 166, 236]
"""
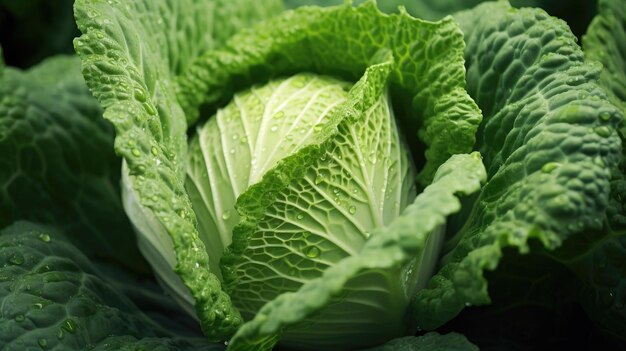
[0, 0, 624, 350]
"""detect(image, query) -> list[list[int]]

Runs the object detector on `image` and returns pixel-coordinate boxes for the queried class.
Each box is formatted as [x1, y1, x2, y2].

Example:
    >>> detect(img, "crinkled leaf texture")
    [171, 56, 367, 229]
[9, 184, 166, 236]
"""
[584, 0, 626, 117]
[226, 153, 486, 351]
[190, 55, 420, 349]
[566, 0, 626, 340]
[179, 2, 479, 348]
[73, 0, 284, 340]
[75, 0, 480, 344]
[0, 221, 216, 351]
[0, 54, 143, 269]
[412, 1, 623, 330]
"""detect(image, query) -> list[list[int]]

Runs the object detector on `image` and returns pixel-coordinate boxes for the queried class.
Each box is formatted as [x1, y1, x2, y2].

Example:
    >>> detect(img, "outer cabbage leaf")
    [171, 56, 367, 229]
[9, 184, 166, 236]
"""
[412, 1, 623, 330]
[74, 0, 283, 340]
[583, 0, 626, 116]
[0, 221, 216, 351]
[0, 54, 143, 269]
[91, 336, 225, 351]
[226, 153, 486, 351]
[284, 0, 594, 36]
[363, 332, 478, 351]
[563, 0, 626, 341]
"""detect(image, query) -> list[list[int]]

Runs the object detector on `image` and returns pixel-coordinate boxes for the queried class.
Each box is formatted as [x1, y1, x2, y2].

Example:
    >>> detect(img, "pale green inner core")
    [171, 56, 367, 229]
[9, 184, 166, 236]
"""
[186, 73, 353, 278]
[185, 73, 417, 326]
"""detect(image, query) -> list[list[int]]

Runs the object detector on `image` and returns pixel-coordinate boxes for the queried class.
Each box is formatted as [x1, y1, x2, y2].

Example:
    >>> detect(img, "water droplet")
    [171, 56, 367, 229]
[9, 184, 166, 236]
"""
[595, 126, 612, 138]
[9, 254, 24, 265]
[599, 111, 612, 121]
[131, 148, 141, 157]
[464, 302, 472, 307]
[134, 89, 146, 102]
[96, 32, 104, 39]
[296, 213, 304, 220]
[368, 152, 377, 164]
[240, 137, 247, 144]
[144, 103, 156, 115]
[231, 134, 239, 140]
[349, 206, 357, 214]
[270, 125, 278, 132]
[314, 174, 324, 185]
[305, 246, 321, 258]
[541, 162, 560, 173]
[273, 111, 284, 119]
[333, 188, 340, 195]
[229, 148, 236, 154]
[15, 314, 24, 322]
[150, 146, 158, 156]
[62, 319, 77, 333]
[222, 210, 231, 220]
[33, 303, 43, 309]
[314, 125, 322, 132]
[38, 338, 48, 348]
[57, 329, 65, 340]
[299, 128, 306, 134]
[37, 233, 51, 242]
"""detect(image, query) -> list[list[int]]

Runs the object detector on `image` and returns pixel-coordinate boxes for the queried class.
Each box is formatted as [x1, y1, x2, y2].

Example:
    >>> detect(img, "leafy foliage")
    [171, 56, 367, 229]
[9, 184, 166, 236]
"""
[0, 0, 624, 350]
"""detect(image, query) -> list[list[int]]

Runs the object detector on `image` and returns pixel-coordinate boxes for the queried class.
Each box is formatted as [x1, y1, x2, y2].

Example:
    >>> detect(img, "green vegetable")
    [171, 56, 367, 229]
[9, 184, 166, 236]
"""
[75, 0, 486, 347]
[413, 0, 622, 329]
[0, 53, 144, 269]
[0, 221, 210, 351]
[0, 0, 622, 349]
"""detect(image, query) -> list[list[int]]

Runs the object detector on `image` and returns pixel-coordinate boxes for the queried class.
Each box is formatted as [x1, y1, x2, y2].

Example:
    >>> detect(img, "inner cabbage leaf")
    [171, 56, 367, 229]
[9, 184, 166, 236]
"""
[186, 71, 417, 349]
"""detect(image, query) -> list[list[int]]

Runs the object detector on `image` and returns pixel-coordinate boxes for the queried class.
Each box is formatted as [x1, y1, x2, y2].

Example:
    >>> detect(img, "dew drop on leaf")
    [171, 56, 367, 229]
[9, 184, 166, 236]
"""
[305, 246, 321, 258]
[62, 318, 77, 333]
[314, 174, 324, 185]
[38, 338, 48, 348]
[594, 126, 612, 138]
[9, 253, 24, 265]
[599, 111, 611, 121]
